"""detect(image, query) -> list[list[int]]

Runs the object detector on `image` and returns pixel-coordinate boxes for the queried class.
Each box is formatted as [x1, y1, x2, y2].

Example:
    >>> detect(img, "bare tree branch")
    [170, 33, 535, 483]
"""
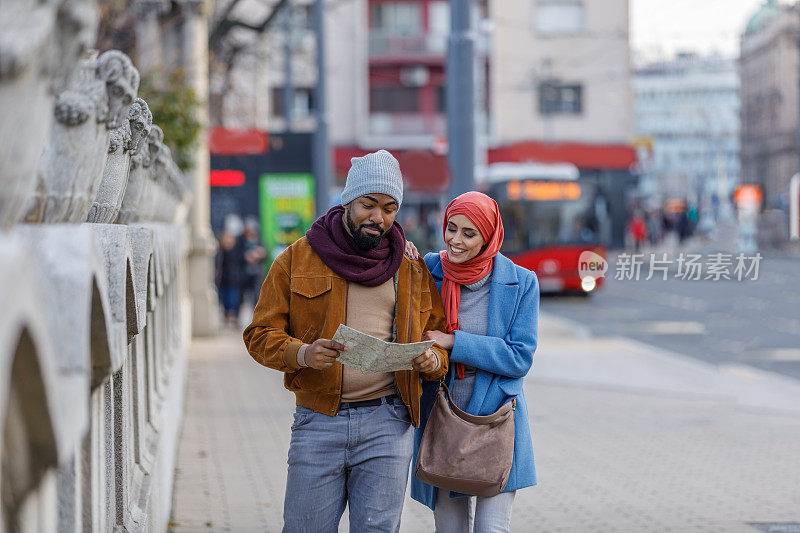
[209, 0, 289, 53]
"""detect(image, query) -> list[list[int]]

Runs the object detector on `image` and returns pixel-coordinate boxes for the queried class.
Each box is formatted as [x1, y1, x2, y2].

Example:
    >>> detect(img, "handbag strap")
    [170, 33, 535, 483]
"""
[438, 380, 454, 406]
[438, 381, 516, 421]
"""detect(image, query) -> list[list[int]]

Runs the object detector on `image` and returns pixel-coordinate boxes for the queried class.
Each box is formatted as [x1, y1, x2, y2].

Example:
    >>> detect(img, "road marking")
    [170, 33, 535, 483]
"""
[749, 349, 800, 362]
[637, 321, 707, 335]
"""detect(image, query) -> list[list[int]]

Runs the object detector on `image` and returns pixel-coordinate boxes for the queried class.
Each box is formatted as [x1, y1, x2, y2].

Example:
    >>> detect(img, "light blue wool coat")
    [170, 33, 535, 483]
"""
[411, 252, 540, 510]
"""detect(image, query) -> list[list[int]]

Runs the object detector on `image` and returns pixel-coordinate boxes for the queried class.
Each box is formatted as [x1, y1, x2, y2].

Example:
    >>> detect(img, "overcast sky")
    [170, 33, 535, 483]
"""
[631, 0, 766, 59]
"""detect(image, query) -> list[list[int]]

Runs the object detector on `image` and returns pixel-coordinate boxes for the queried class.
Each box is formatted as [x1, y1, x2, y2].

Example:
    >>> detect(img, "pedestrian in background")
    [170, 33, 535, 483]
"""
[243, 150, 450, 532]
[216, 218, 246, 328]
[406, 191, 540, 533]
[646, 208, 662, 245]
[240, 217, 267, 311]
[628, 210, 648, 252]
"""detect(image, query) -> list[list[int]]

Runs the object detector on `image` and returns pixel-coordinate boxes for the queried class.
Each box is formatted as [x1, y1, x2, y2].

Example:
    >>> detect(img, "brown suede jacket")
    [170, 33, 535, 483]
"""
[242, 236, 449, 427]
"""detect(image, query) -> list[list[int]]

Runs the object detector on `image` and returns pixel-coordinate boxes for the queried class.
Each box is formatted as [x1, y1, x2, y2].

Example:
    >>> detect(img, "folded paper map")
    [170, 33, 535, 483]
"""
[332, 324, 435, 374]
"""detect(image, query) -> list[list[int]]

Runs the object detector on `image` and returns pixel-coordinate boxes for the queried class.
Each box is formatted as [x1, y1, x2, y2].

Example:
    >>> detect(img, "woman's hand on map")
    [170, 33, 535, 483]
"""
[423, 330, 455, 350]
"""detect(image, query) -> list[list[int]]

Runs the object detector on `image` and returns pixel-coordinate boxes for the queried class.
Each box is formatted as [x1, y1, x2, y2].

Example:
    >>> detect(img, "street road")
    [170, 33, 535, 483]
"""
[542, 252, 800, 380]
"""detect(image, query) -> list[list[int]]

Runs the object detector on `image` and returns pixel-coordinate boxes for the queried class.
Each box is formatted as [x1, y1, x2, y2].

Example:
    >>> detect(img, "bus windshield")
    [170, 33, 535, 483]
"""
[492, 180, 602, 255]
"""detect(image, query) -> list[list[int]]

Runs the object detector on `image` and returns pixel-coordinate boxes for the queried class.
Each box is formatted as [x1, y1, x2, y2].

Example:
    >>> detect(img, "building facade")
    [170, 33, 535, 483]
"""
[224, 0, 634, 167]
[491, 0, 631, 145]
[633, 54, 740, 205]
[739, 0, 800, 210]
[212, 0, 636, 248]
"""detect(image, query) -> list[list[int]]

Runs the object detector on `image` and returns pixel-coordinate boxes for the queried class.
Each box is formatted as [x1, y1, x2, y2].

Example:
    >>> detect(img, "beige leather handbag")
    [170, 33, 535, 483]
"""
[414, 382, 516, 497]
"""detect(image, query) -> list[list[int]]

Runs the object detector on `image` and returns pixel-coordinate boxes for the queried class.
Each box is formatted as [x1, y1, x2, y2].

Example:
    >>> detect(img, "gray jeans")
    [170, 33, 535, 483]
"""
[283, 396, 413, 533]
[434, 490, 516, 533]
[433, 374, 516, 533]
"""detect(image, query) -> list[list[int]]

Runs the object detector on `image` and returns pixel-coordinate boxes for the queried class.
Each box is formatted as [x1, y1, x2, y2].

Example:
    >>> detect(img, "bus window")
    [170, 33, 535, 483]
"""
[497, 180, 599, 254]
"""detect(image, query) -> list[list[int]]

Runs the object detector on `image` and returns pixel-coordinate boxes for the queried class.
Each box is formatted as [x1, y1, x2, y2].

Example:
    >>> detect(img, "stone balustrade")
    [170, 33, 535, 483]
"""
[0, 2, 193, 531]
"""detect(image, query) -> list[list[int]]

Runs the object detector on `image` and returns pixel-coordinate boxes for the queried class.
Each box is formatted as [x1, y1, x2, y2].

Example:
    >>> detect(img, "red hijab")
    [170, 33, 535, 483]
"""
[439, 191, 504, 378]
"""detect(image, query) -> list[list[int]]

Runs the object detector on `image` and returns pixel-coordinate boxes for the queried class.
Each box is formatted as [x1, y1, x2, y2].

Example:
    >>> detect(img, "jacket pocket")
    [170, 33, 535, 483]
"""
[420, 288, 433, 313]
[289, 276, 333, 341]
[291, 276, 332, 298]
[289, 366, 335, 394]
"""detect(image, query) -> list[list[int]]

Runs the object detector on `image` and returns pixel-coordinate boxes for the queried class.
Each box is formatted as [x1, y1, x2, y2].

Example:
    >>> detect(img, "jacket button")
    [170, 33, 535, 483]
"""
[331, 408, 335, 412]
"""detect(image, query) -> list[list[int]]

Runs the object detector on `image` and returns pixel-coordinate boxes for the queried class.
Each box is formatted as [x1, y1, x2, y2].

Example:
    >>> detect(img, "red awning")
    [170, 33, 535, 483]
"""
[488, 140, 636, 170]
[335, 147, 450, 192]
[335, 140, 635, 192]
[208, 127, 269, 155]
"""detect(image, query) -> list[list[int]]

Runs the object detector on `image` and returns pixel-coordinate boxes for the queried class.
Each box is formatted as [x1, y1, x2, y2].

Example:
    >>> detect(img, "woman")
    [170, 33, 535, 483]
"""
[408, 191, 540, 532]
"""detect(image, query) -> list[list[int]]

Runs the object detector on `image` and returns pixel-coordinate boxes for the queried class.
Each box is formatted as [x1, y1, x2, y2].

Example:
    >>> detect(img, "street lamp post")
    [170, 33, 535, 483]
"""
[283, 2, 294, 131]
[312, 0, 331, 216]
[446, 0, 475, 200]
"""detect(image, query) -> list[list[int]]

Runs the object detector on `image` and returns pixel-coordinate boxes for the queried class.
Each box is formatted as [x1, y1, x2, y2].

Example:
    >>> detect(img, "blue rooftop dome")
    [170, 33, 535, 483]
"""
[745, 0, 782, 34]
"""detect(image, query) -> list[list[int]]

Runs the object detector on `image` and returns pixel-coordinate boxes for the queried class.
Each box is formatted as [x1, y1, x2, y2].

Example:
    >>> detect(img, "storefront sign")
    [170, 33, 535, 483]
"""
[259, 174, 315, 261]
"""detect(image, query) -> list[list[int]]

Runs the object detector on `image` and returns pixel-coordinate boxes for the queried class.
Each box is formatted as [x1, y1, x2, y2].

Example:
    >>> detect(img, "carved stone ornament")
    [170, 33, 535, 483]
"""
[126, 98, 153, 153]
[149, 144, 179, 222]
[23, 50, 140, 224]
[48, 0, 100, 95]
[118, 125, 163, 224]
[107, 126, 130, 156]
[0, 0, 57, 227]
[140, 126, 169, 222]
[88, 99, 153, 224]
[96, 50, 139, 129]
[54, 90, 91, 126]
[0, 1, 54, 81]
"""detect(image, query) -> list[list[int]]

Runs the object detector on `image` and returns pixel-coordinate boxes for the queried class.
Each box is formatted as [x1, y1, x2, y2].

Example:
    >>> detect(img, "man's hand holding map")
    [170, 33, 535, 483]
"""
[332, 324, 436, 374]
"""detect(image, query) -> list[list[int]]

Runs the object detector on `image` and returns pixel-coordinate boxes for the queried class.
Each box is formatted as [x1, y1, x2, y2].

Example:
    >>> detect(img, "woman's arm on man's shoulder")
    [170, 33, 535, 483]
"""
[449, 271, 540, 379]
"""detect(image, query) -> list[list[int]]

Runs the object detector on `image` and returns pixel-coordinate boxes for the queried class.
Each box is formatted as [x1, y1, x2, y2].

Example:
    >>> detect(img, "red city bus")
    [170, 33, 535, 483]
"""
[482, 163, 610, 295]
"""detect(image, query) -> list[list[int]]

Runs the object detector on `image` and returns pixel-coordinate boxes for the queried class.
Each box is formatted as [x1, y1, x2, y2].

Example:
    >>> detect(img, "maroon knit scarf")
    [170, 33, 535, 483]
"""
[306, 205, 405, 287]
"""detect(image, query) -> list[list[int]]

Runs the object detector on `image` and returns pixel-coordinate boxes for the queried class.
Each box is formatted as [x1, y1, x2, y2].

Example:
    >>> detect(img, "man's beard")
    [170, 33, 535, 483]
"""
[345, 208, 386, 250]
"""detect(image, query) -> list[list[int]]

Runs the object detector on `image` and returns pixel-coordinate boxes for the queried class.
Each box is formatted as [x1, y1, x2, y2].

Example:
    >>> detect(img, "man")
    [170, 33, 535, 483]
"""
[243, 150, 449, 532]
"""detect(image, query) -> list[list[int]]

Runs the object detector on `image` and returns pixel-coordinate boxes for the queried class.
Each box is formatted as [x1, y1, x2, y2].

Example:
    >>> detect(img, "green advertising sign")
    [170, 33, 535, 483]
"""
[259, 174, 315, 262]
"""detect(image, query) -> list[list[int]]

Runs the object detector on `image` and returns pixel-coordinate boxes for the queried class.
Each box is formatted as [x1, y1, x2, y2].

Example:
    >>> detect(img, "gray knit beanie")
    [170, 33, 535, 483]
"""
[341, 150, 404, 207]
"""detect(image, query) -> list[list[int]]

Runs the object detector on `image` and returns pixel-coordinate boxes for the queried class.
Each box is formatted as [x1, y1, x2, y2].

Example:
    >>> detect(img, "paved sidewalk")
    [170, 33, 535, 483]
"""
[170, 316, 800, 532]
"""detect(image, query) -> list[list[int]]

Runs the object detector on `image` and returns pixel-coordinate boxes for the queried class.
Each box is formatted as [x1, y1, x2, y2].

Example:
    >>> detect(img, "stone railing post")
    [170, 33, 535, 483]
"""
[119, 124, 163, 225]
[87, 98, 153, 224]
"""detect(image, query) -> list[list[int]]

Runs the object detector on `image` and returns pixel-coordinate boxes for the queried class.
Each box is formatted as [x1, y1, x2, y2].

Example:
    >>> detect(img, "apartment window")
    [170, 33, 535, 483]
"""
[539, 82, 583, 115]
[429, 1, 450, 34]
[428, 1, 450, 53]
[370, 2, 420, 34]
[535, 2, 584, 35]
[294, 5, 313, 31]
[436, 85, 447, 113]
[271, 87, 315, 118]
[370, 86, 419, 113]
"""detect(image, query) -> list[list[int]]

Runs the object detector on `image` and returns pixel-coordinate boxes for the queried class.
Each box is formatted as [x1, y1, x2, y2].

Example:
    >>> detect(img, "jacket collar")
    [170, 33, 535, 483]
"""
[428, 252, 519, 286]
